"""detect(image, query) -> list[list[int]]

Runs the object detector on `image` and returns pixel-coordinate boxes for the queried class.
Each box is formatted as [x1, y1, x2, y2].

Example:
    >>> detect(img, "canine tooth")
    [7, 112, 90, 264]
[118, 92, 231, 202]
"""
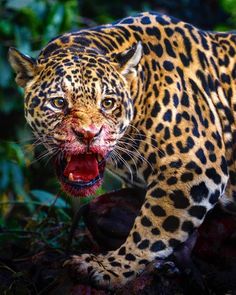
[67, 155, 71, 162]
[69, 173, 74, 181]
[97, 155, 103, 162]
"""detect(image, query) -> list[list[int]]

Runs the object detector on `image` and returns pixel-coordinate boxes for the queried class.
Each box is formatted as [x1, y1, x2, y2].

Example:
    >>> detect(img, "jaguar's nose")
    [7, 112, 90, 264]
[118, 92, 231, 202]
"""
[72, 126, 103, 144]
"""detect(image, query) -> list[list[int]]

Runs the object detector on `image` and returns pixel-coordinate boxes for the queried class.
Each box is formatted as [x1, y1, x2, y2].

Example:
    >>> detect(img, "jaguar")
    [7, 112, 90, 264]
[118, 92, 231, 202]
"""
[9, 11, 236, 290]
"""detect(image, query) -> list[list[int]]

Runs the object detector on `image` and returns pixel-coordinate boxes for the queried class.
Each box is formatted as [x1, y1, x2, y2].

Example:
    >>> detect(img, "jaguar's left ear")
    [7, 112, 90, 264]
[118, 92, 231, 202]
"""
[114, 42, 142, 77]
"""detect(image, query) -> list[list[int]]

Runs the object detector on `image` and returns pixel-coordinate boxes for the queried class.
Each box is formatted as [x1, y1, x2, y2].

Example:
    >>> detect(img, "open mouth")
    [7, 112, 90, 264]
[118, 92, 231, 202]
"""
[55, 152, 107, 197]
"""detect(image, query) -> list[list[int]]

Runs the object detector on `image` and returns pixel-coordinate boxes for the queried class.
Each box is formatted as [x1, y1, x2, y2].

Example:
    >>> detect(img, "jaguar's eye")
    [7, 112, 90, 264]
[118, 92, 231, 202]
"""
[50, 97, 67, 109]
[101, 98, 116, 110]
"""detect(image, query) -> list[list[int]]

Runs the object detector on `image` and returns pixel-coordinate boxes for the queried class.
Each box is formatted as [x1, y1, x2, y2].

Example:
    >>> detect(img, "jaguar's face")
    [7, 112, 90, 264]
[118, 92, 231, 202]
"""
[9, 45, 142, 197]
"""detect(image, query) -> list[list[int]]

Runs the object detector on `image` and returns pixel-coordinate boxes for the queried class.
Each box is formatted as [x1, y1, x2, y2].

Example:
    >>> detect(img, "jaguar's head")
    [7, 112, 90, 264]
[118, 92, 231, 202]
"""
[8, 42, 142, 197]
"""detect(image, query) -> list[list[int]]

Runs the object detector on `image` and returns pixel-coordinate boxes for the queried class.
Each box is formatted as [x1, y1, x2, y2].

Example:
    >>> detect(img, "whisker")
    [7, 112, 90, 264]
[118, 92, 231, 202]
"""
[115, 145, 138, 174]
[110, 150, 134, 183]
[116, 140, 154, 171]
[29, 147, 58, 166]
[109, 153, 118, 170]
[121, 133, 165, 157]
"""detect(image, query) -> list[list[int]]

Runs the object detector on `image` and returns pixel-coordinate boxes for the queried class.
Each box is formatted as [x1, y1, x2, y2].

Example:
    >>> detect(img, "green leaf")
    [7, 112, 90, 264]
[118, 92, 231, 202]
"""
[42, 3, 65, 42]
[6, 0, 35, 10]
[30, 189, 68, 208]
[14, 25, 32, 53]
[0, 19, 12, 36]
[0, 160, 10, 191]
[220, 0, 236, 13]
[0, 48, 12, 87]
[10, 162, 32, 204]
[7, 142, 26, 166]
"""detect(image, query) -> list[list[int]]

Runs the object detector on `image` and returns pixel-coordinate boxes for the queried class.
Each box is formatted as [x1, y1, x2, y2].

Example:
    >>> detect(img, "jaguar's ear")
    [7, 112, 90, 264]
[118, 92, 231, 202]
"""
[115, 42, 142, 77]
[8, 47, 36, 88]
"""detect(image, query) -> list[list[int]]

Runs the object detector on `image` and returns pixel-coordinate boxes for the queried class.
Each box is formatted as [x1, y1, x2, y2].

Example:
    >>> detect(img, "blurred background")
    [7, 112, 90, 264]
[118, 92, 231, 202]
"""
[0, 0, 236, 291]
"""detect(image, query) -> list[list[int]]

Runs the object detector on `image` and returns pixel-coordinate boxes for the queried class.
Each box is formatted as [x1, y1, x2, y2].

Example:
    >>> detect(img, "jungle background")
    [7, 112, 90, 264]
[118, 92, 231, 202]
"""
[0, 0, 236, 294]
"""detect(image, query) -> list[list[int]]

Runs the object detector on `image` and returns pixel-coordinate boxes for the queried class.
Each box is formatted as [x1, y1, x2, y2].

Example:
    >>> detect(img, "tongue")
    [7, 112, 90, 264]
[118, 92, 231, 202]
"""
[64, 154, 99, 182]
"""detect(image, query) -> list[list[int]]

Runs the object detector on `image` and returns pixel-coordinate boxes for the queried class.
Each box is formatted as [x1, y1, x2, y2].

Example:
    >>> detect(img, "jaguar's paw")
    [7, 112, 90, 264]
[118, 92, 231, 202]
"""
[64, 253, 132, 290]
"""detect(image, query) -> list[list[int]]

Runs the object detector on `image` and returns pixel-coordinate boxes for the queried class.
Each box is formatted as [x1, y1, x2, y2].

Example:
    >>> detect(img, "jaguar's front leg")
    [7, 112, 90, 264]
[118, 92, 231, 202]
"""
[65, 155, 228, 290]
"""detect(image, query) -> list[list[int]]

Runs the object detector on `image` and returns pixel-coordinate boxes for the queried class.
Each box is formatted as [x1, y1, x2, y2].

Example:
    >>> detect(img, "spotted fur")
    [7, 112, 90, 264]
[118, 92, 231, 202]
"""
[9, 12, 236, 289]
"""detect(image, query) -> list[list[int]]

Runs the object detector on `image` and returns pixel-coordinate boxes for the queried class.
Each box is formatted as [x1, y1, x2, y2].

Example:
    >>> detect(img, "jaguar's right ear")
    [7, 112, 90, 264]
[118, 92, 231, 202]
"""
[112, 42, 143, 77]
[8, 47, 36, 88]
